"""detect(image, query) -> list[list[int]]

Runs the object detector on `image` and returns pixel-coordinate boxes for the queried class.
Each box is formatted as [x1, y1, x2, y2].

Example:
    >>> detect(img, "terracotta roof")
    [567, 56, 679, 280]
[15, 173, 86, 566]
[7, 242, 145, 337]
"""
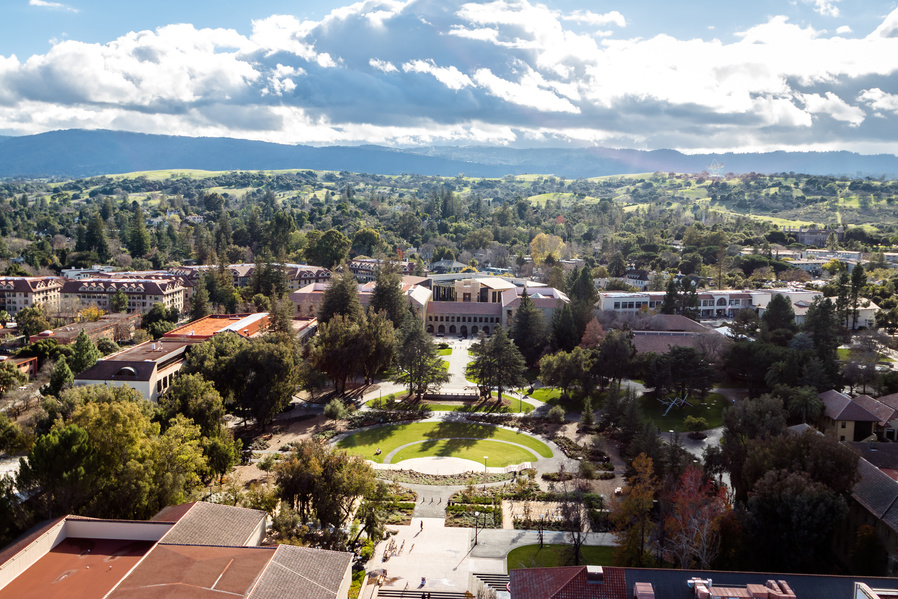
[641, 314, 709, 333]
[61, 278, 182, 296]
[0, 276, 62, 293]
[247, 545, 352, 599]
[877, 392, 898, 411]
[159, 502, 266, 547]
[510, 566, 585, 599]
[151, 502, 198, 523]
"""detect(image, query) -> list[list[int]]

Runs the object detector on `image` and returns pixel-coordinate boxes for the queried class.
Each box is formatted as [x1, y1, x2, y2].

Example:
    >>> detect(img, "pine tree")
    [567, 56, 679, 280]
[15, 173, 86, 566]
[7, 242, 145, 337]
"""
[550, 303, 578, 352]
[128, 204, 150, 257]
[369, 263, 407, 328]
[190, 284, 211, 321]
[467, 326, 527, 402]
[318, 266, 362, 324]
[70, 330, 101, 375]
[110, 289, 128, 313]
[42, 356, 73, 397]
[511, 290, 546, 366]
[85, 213, 110, 261]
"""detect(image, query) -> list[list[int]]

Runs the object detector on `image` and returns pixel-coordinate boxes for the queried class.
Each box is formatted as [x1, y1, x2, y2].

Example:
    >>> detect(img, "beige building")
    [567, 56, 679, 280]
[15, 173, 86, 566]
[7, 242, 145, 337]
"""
[61, 278, 185, 315]
[0, 276, 62, 316]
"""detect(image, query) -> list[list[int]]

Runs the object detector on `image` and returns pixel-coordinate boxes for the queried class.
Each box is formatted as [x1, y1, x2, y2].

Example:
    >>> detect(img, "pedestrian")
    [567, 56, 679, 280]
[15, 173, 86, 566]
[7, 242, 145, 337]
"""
[421, 576, 426, 587]
[410, 543, 414, 553]
[420, 521, 424, 532]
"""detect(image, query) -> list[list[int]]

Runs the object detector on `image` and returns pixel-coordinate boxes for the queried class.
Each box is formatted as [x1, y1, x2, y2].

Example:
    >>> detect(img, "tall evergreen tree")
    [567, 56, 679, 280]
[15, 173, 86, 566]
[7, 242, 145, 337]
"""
[190, 284, 211, 320]
[467, 326, 527, 402]
[70, 330, 101, 375]
[849, 263, 867, 329]
[369, 263, 407, 328]
[42, 356, 73, 397]
[128, 204, 151, 257]
[550, 303, 578, 352]
[318, 266, 362, 324]
[85, 214, 110, 261]
[511, 290, 546, 366]
[393, 316, 448, 396]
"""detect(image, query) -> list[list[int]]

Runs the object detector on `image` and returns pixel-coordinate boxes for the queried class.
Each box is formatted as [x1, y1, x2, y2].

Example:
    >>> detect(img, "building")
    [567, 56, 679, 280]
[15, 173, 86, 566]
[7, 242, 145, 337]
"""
[169, 263, 331, 293]
[289, 276, 431, 322]
[73, 338, 198, 401]
[0, 502, 353, 599]
[27, 313, 140, 345]
[0, 277, 62, 316]
[348, 258, 414, 282]
[804, 249, 864, 262]
[60, 278, 185, 315]
[163, 313, 270, 341]
[429, 259, 468, 274]
[1, 355, 37, 379]
[783, 225, 844, 246]
[59, 265, 120, 280]
[817, 390, 895, 443]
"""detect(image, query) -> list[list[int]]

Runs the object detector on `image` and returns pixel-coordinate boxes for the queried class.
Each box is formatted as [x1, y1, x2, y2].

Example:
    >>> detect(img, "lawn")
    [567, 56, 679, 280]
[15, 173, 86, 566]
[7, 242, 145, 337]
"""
[438, 348, 452, 356]
[638, 392, 729, 432]
[440, 360, 450, 370]
[530, 388, 563, 404]
[390, 438, 537, 466]
[838, 348, 894, 363]
[507, 544, 617, 570]
[336, 421, 553, 464]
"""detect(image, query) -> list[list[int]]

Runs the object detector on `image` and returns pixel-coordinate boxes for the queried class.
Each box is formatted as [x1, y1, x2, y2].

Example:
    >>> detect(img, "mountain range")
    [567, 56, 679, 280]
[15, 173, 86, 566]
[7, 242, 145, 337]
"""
[2, 130, 898, 179]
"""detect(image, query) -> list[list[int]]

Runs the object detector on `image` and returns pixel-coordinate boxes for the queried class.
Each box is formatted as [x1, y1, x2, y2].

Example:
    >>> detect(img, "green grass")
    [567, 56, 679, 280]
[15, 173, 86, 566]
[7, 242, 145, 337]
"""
[530, 388, 565, 405]
[391, 439, 537, 466]
[507, 544, 617, 570]
[337, 421, 553, 463]
[348, 569, 366, 599]
[638, 392, 728, 432]
[837, 348, 895, 363]
[437, 348, 452, 356]
[440, 360, 450, 370]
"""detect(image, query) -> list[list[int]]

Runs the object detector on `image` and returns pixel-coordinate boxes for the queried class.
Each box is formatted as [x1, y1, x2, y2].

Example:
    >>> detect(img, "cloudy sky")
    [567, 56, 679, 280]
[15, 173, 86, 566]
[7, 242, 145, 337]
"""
[3, 0, 898, 154]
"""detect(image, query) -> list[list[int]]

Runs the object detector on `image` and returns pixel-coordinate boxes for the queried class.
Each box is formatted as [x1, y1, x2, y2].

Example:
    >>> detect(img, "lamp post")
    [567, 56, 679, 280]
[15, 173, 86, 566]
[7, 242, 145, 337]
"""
[483, 455, 488, 489]
[473, 511, 482, 546]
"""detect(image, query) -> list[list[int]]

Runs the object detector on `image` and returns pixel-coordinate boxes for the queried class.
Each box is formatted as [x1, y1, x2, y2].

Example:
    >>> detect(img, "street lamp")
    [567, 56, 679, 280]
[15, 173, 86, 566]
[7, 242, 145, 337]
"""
[483, 456, 488, 489]
[473, 511, 482, 546]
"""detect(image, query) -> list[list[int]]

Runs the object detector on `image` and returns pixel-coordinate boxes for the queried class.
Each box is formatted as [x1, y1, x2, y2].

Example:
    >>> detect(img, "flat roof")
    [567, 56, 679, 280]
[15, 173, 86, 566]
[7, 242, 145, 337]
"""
[107, 544, 276, 599]
[164, 314, 268, 339]
[0, 537, 153, 599]
[105, 339, 194, 362]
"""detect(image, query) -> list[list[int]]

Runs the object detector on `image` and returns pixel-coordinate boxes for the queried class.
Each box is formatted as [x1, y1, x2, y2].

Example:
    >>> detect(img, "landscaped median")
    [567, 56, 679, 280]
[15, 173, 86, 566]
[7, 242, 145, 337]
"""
[365, 393, 534, 413]
[335, 421, 553, 467]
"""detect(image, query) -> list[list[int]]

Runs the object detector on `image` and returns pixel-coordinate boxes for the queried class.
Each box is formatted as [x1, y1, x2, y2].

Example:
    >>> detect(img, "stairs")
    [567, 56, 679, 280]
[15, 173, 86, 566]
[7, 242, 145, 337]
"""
[472, 572, 510, 592]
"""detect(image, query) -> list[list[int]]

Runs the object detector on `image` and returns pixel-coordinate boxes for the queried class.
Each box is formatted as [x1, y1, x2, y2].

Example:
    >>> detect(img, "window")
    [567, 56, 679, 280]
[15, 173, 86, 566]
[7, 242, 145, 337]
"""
[841, 422, 846, 429]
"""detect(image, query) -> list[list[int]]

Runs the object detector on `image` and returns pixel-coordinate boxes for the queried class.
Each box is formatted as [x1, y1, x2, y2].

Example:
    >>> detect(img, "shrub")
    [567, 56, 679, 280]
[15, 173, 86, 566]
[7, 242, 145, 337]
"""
[684, 415, 709, 433]
[547, 405, 566, 423]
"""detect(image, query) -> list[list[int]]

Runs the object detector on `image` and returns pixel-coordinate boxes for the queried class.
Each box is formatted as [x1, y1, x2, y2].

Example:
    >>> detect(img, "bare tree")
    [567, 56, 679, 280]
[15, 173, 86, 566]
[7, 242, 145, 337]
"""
[559, 466, 590, 565]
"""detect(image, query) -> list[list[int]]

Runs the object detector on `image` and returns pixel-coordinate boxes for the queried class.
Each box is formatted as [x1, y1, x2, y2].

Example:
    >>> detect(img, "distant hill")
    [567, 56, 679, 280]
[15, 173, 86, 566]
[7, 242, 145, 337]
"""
[1, 129, 898, 179]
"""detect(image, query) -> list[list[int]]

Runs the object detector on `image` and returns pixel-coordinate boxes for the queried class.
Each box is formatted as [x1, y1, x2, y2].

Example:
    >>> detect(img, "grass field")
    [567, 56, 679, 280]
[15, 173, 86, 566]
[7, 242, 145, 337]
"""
[437, 348, 452, 356]
[638, 392, 729, 432]
[507, 544, 617, 569]
[365, 395, 534, 413]
[390, 439, 537, 466]
[530, 388, 564, 404]
[336, 421, 553, 464]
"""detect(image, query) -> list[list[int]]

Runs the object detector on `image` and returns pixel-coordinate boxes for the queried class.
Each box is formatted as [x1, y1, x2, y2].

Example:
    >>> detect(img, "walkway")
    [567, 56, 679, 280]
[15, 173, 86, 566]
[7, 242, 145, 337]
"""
[382, 437, 544, 464]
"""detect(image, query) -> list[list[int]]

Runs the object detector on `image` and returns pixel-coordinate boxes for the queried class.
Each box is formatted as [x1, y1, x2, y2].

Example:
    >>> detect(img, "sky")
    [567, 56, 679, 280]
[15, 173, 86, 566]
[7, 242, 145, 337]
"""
[3, 0, 898, 154]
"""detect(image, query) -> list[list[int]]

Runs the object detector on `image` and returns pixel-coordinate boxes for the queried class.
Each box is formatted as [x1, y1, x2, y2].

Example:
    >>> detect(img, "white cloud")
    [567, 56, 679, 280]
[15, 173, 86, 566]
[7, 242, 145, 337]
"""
[402, 59, 473, 90]
[29, 0, 78, 12]
[5, 0, 898, 153]
[803, 0, 840, 18]
[562, 10, 626, 28]
[369, 58, 398, 73]
[836, 25, 852, 34]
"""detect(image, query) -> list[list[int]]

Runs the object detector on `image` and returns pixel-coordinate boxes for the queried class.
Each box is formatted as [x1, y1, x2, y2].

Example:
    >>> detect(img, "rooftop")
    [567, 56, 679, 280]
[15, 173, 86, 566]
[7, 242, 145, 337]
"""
[157, 502, 266, 547]
[163, 313, 269, 340]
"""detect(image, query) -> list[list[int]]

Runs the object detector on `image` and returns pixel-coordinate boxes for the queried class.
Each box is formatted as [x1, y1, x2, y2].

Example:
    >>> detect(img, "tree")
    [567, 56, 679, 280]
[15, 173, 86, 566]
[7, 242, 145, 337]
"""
[142, 302, 180, 339]
[324, 398, 349, 425]
[783, 386, 824, 425]
[849, 263, 868, 329]
[393, 316, 449, 396]
[850, 525, 887, 576]
[110, 289, 128, 313]
[15, 304, 51, 338]
[611, 453, 658, 567]
[16, 424, 98, 518]
[802, 297, 840, 369]
[128, 204, 151, 257]
[597, 329, 636, 388]
[510, 290, 547, 366]
[41, 356, 73, 397]
[318, 266, 362, 324]
[550, 302, 578, 352]
[369, 263, 407, 328]
[719, 394, 787, 503]
[305, 229, 350, 269]
[267, 294, 295, 336]
[351, 227, 382, 256]
[231, 335, 300, 428]
[160, 373, 227, 439]
[190, 284, 211, 320]
[761, 294, 797, 344]
[467, 327, 527, 402]
[85, 213, 110, 260]
[579, 317, 605, 349]
[608, 252, 627, 277]
[359, 311, 396, 385]
[0, 360, 25, 395]
[0, 413, 27, 454]
[274, 439, 379, 550]
[529, 233, 565, 267]
[664, 466, 729, 569]
[69, 330, 101, 375]
[310, 314, 364, 395]
[744, 469, 847, 572]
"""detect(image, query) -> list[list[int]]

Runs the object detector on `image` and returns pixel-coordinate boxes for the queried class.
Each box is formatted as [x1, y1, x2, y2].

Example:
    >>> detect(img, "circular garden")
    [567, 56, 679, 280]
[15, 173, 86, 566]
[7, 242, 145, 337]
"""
[335, 421, 553, 468]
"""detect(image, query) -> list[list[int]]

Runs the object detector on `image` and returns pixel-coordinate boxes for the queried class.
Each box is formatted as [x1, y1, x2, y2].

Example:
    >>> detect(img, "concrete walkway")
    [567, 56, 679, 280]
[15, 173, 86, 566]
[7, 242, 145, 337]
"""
[383, 437, 544, 464]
